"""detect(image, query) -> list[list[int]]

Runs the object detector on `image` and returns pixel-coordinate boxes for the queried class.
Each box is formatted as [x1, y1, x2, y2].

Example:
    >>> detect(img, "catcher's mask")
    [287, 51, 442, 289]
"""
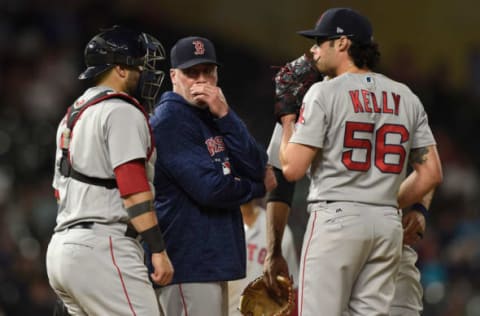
[79, 25, 166, 112]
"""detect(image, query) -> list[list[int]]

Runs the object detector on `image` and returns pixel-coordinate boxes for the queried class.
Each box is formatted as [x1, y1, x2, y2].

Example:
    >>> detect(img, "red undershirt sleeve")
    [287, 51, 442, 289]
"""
[114, 159, 150, 197]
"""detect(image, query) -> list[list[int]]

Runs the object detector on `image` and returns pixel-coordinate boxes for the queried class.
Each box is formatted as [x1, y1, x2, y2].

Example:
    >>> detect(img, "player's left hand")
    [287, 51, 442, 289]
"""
[274, 53, 322, 123]
[402, 210, 426, 245]
[191, 83, 229, 118]
[263, 253, 290, 298]
[150, 250, 174, 285]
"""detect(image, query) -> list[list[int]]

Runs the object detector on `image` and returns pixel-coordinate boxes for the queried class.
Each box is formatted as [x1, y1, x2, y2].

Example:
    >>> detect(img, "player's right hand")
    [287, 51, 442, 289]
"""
[263, 252, 290, 298]
[402, 210, 426, 245]
[150, 251, 174, 285]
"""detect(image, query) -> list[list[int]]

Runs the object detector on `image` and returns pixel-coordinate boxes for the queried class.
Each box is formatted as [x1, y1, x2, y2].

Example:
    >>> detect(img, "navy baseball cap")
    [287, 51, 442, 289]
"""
[170, 36, 220, 69]
[298, 8, 373, 44]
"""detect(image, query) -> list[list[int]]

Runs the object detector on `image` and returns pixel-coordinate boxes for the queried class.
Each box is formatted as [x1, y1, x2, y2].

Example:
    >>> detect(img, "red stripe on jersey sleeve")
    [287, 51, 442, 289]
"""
[114, 159, 150, 197]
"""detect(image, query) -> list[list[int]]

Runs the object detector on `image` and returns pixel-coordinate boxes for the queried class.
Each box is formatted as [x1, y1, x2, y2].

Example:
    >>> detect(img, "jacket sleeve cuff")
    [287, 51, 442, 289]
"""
[214, 110, 242, 132]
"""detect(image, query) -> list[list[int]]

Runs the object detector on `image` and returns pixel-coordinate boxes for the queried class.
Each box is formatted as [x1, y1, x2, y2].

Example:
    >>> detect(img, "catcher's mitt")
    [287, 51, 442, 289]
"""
[238, 275, 294, 316]
[274, 53, 322, 123]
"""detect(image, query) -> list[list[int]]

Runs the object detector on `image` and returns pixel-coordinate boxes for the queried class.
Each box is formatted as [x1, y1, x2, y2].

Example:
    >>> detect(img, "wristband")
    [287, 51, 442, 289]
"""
[411, 203, 428, 218]
[266, 167, 295, 206]
[140, 225, 166, 253]
[127, 200, 153, 218]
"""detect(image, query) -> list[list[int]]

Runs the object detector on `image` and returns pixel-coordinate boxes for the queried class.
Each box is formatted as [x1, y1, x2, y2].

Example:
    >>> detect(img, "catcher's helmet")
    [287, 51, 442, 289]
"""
[79, 26, 166, 111]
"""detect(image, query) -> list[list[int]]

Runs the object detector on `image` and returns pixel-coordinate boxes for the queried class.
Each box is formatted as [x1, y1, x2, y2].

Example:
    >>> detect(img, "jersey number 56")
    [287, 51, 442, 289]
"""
[342, 121, 409, 174]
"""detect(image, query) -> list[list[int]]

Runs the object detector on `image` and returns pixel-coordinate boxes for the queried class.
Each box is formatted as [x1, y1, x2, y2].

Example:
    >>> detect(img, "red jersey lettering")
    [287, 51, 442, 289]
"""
[371, 92, 381, 113]
[205, 136, 225, 156]
[350, 90, 400, 116]
[349, 90, 364, 113]
[257, 248, 267, 264]
[361, 89, 372, 112]
[247, 244, 257, 261]
[392, 93, 401, 115]
[382, 91, 393, 114]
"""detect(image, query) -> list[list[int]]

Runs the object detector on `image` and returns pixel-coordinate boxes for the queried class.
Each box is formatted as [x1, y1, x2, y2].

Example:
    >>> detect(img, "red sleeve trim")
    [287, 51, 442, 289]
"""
[114, 159, 150, 197]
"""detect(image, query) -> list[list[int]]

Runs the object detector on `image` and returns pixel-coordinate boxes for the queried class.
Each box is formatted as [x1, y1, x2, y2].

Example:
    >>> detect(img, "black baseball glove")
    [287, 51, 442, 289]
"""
[274, 53, 322, 123]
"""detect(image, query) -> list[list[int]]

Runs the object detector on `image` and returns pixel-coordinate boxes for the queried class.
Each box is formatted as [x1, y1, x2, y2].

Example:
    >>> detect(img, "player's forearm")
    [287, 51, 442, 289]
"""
[266, 201, 290, 256]
[266, 167, 296, 206]
[398, 172, 440, 209]
[279, 116, 315, 182]
[398, 145, 442, 209]
[123, 191, 158, 231]
[279, 115, 299, 182]
[124, 191, 166, 253]
[407, 188, 435, 220]
[418, 188, 435, 209]
[279, 117, 295, 169]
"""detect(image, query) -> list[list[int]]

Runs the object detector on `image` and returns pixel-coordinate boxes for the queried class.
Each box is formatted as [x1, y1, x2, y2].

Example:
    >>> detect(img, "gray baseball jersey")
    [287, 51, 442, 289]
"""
[292, 73, 436, 207]
[228, 209, 299, 315]
[52, 86, 155, 231]
[46, 86, 159, 315]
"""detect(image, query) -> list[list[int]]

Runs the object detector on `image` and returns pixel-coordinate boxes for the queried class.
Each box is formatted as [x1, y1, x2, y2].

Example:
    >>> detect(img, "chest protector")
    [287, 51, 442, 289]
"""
[59, 90, 154, 189]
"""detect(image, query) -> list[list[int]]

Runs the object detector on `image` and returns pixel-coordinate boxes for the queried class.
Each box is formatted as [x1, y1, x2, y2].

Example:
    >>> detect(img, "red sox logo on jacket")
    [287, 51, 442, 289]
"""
[205, 136, 225, 156]
[205, 136, 231, 175]
[192, 40, 205, 55]
[247, 243, 267, 264]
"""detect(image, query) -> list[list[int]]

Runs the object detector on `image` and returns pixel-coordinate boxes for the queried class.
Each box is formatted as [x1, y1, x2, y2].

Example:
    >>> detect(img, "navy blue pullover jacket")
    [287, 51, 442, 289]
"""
[147, 91, 268, 285]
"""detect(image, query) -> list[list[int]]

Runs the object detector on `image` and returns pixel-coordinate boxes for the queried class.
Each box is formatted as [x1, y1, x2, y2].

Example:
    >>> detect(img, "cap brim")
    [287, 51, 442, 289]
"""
[175, 58, 221, 70]
[297, 29, 329, 39]
[78, 64, 113, 80]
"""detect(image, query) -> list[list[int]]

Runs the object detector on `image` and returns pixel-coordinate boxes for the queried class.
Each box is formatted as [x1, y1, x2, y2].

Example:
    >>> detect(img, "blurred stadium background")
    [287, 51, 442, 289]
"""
[1, 0, 479, 315]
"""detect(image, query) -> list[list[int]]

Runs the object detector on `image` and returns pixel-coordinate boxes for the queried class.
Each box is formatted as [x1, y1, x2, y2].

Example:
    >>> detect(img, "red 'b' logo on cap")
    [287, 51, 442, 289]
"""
[192, 40, 205, 55]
